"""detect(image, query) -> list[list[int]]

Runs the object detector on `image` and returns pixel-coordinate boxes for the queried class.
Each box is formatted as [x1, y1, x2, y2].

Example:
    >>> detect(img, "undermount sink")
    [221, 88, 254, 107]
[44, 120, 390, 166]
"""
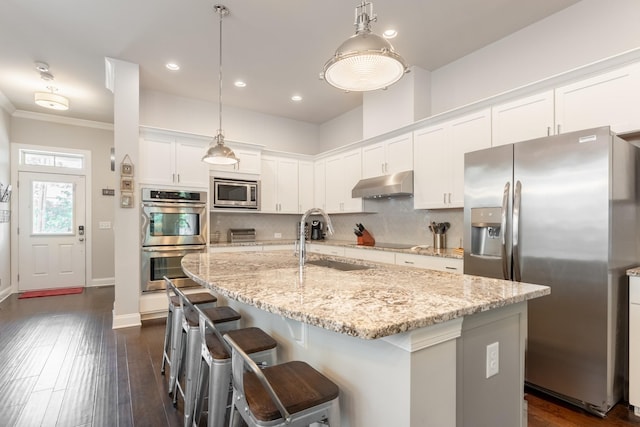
[306, 259, 371, 271]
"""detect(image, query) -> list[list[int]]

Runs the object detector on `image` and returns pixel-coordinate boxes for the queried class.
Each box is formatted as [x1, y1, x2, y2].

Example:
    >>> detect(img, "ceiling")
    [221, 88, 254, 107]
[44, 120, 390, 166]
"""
[0, 0, 581, 125]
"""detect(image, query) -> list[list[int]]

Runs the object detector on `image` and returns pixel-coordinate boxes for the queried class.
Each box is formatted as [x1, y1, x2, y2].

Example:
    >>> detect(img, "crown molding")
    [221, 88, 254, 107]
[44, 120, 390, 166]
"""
[0, 91, 16, 115]
[12, 110, 114, 131]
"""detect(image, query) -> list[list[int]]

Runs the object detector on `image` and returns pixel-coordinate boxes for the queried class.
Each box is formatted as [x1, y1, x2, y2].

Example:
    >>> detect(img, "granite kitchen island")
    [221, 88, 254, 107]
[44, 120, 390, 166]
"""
[182, 250, 549, 426]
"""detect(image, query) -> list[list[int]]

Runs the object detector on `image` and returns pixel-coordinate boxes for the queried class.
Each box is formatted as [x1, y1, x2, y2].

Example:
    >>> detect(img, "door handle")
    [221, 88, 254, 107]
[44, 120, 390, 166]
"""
[513, 180, 522, 282]
[79, 237, 85, 242]
[501, 182, 510, 280]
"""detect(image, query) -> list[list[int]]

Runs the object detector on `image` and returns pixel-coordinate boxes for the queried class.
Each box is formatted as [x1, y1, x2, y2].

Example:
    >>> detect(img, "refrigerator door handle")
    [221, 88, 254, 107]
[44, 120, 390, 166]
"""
[501, 181, 510, 280]
[513, 180, 522, 282]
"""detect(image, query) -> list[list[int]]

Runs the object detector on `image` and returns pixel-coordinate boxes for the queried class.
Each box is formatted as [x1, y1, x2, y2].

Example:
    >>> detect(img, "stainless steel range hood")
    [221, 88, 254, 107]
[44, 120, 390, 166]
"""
[351, 170, 414, 198]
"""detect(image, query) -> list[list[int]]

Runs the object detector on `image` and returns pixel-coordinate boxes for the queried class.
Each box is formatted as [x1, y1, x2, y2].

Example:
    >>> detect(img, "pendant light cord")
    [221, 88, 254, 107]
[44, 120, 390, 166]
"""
[218, 6, 224, 136]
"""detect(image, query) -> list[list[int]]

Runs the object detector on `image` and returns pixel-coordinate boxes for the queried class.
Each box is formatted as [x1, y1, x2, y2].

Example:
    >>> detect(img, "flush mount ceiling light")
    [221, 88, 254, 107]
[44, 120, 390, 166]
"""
[202, 4, 239, 165]
[321, 1, 408, 92]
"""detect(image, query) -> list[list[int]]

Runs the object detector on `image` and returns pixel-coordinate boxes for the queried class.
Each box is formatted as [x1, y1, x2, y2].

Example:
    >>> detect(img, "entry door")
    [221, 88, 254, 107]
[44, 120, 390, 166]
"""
[18, 172, 86, 291]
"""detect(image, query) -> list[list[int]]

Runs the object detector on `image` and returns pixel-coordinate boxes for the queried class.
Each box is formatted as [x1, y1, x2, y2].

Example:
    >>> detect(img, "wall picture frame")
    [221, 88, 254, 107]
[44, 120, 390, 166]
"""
[120, 192, 134, 208]
[120, 177, 133, 191]
[121, 162, 133, 176]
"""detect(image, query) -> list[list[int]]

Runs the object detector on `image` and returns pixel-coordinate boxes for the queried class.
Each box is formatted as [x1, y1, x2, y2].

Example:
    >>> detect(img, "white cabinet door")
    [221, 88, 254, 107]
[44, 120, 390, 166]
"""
[314, 160, 326, 211]
[630, 277, 640, 409]
[413, 109, 490, 209]
[298, 160, 314, 213]
[260, 156, 278, 213]
[260, 155, 298, 213]
[395, 253, 463, 274]
[362, 132, 413, 178]
[362, 142, 386, 178]
[555, 62, 640, 134]
[342, 149, 363, 212]
[175, 138, 209, 187]
[492, 90, 555, 147]
[449, 109, 491, 207]
[324, 149, 363, 213]
[413, 124, 451, 209]
[140, 135, 175, 186]
[140, 130, 209, 188]
[277, 158, 299, 213]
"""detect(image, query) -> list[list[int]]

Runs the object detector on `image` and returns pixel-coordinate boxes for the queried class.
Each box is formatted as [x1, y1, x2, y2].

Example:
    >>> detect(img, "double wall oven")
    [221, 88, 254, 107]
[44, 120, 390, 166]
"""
[140, 188, 208, 292]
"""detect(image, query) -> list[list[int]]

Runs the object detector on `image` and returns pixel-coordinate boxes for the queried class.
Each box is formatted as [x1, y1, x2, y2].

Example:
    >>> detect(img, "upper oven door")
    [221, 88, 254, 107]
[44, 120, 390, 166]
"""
[141, 202, 207, 246]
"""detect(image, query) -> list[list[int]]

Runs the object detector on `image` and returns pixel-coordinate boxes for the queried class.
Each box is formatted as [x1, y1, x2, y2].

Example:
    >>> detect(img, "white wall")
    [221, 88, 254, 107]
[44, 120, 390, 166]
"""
[317, 106, 363, 153]
[140, 90, 320, 155]
[10, 116, 116, 285]
[431, 0, 640, 114]
[0, 105, 10, 299]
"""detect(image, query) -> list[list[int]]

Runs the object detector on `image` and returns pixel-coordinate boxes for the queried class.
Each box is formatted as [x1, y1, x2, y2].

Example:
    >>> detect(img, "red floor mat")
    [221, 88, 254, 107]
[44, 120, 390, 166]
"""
[18, 287, 84, 299]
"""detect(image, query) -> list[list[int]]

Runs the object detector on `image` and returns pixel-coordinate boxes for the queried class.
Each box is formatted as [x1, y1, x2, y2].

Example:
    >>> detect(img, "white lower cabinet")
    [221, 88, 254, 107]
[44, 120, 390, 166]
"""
[395, 253, 463, 274]
[344, 247, 396, 264]
[306, 244, 345, 257]
[631, 276, 640, 413]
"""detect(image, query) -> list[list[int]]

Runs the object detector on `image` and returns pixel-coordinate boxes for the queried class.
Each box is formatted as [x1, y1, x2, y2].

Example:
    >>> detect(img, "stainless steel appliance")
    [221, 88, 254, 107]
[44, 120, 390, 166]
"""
[228, 228, 256, 243]
[140, 188, 208, 292]
[311, 220, 324, 240]
[463, 126, 638, 416]
[211, 177, 260, 209]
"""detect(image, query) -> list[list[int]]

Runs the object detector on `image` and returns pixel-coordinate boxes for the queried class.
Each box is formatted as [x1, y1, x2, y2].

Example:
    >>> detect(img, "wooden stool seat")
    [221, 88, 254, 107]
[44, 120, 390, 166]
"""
[170, 292, 217, 307]
[244, 360, 339, 422]
[184, 305, 241, 327]
[205, 327, 277, 360]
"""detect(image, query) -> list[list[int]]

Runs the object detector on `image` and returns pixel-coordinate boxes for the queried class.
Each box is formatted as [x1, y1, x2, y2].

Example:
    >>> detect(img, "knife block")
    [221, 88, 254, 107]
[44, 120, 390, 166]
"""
[357, 230, 375, 246]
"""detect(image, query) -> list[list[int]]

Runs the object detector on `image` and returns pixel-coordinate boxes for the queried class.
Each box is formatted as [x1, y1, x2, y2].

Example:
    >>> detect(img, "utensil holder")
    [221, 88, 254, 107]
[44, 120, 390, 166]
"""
[433, 233, 446, 250]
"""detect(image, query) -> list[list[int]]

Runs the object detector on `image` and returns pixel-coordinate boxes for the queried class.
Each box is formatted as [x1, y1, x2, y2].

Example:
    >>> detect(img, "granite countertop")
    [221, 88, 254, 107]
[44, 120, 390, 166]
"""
[182, 250, 549, 340]
[210, 239, 464, 259]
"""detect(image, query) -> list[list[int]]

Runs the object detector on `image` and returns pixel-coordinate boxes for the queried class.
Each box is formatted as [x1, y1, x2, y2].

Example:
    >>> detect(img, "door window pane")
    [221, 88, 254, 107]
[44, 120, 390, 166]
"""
[32, 181, 74, 234]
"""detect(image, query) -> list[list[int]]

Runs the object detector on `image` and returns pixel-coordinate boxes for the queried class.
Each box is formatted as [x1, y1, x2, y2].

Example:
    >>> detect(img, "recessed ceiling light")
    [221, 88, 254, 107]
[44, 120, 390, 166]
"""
[291, 95, 302, 102]
[383, 29, 398, 39]
[166, 62, 180, 71]
[234, 80, 246, 88]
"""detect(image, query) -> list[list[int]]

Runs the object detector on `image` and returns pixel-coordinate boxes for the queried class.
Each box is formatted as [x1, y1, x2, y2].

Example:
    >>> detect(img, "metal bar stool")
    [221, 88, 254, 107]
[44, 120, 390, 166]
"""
[161, 281, 218, 385]
[191, 304, 278, 427]
[165, 278, 241, 427]
[224, 334, 341, 427]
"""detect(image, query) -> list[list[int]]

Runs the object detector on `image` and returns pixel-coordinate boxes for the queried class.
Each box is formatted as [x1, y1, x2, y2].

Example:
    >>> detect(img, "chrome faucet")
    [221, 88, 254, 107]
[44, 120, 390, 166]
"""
[297, 208, 334, 267]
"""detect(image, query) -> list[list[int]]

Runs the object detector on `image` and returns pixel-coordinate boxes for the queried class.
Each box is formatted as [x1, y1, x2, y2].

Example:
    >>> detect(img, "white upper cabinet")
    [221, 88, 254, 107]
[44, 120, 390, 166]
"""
[413, 108, 491, 209]
[139, 129, 209, 188]
[298, 160, 314, 213]
[260, 155, 299, 214]
[491, 90, 555, 147]
[209, 144, 261, 176]
[324, 148, 363, 213]
[555, 61, 640, 134]
[314, 159, 326, 211]
[362, 132, 413, 178]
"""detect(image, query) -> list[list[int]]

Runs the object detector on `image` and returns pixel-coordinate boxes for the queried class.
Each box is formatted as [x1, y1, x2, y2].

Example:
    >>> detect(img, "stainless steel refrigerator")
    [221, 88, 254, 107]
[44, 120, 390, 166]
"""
[463, 126, 638, 416]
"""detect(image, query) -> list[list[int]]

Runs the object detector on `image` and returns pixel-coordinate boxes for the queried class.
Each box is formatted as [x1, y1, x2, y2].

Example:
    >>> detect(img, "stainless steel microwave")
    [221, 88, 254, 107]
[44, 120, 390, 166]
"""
[211, 177, 260, 209]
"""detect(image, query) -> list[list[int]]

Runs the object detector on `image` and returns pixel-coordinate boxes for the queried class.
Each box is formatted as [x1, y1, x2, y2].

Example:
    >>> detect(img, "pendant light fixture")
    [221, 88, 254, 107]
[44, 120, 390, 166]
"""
[322, 1, 408, 92]
[202, 4, 239, 165]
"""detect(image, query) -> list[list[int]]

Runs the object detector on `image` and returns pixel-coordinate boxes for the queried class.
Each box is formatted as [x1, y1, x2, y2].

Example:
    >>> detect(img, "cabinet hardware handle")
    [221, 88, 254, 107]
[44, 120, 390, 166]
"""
[547, 126, 551, 136]
[177, 174, 180, 183]
[445, 266, 457, 270]
[172, 173, 176, 183]
[404, 260, 415, 264]
[443, 193, 446, 204]
[557, 124, 561, 134]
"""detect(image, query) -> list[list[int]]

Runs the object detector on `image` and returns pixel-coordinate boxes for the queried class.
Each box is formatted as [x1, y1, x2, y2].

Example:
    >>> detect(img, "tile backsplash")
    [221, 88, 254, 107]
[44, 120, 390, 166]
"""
[210, 198, 463, 248]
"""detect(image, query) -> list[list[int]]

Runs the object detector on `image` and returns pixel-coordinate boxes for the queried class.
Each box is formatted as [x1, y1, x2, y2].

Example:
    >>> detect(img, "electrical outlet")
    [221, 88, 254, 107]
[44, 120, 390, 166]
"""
[99, 221, 112, 230]
[274, 232, 282, 238]
[486, 341, 499, 378]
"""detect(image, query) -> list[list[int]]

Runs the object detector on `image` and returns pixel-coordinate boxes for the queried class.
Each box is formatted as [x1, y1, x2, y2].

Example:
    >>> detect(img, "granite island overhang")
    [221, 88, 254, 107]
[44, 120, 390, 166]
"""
[181, 250, 550, 426]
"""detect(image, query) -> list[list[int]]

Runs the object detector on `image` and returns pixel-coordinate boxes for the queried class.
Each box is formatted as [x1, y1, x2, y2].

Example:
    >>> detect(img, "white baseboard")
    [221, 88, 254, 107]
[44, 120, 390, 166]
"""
[112, 311, 142, 329]
[90, 277, 115, 287]
[0, 286, 11, 303]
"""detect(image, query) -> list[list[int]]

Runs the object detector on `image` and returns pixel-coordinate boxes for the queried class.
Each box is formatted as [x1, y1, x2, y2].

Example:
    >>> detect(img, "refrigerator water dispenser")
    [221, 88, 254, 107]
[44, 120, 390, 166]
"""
[470, 207, 502, 257]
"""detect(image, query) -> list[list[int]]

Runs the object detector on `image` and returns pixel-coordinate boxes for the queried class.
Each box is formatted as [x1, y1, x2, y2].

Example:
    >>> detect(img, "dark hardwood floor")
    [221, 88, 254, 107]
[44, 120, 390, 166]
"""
[0, 286, 638, 426]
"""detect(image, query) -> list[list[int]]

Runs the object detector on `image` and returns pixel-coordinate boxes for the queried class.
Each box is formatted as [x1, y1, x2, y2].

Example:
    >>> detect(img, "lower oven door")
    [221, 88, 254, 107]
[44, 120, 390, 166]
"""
[141, 245, 206, 292]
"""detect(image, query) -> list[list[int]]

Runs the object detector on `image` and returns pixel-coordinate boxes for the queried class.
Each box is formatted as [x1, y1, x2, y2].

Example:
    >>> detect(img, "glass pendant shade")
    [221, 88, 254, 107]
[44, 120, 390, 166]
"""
[322, 2, 408, 92]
